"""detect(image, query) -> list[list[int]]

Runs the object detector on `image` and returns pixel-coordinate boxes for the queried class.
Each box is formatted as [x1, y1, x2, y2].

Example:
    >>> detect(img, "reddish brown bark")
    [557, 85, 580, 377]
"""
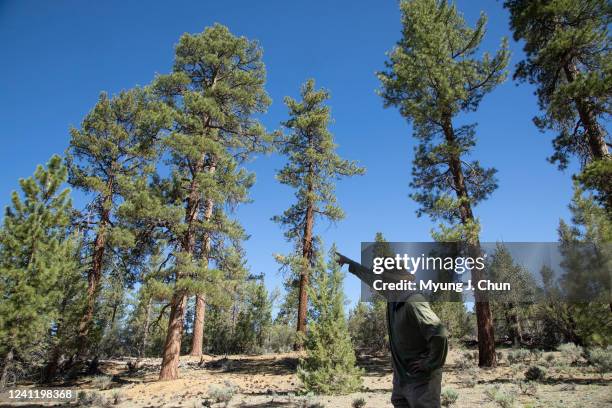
[563, 62, 610, 161]
[190, 159, 215, 357]
[295, 164, 315, 350]
[159, 154, 206, 380]
[442, 117, 497, 368]
[159, 291, 187, 380]
[190, 294, 206, 356]
[77, 190, 112, 355]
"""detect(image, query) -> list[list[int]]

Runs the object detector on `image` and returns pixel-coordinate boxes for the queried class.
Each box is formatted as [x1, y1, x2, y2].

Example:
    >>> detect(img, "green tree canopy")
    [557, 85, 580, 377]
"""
[298, 245, 363, 395]
[0, 156, 76, 386]
[504, 0, 611, 209]
[133, 23, 272, 379]
[378, 0, 509, 367]
[274, 79, 364, 344]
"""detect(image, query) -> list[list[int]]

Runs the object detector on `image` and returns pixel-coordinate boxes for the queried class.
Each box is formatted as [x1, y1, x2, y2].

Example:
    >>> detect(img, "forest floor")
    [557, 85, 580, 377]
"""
[3, 348, 611, 407]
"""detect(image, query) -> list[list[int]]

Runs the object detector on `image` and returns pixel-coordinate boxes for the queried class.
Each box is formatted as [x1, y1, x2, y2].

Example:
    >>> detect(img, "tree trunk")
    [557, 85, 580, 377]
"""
[505, 303, 522, 347]
[77, 192, 112, 355]
[442, 118, 497, 368]
[159, 154, 205, 380]
[563, 62, 610, 161]
[0, 349, 14, 390]
[190, 158, 216, 357]
[295, 165, 314, 351]
[159, 291, 187, 380]
[190, 294, 206, 356]
[140, 298, 152, 358]
[43, 293, 71, 382]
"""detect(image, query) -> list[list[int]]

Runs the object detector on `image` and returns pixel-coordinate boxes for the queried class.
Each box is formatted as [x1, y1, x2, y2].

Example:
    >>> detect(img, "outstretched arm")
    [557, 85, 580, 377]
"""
[336, 252, 380, 289]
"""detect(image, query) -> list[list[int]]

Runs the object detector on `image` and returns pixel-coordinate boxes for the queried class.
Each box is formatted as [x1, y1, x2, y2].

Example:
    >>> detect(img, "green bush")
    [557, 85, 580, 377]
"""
[530, 349, 543, 361]
[586, 346, 612, 376]
[207, 382, 236, 407]
[111, 390, 124, 405]
[507, 349, 531, 365]
[263, 323, 296, 353]
[558, 343, 583, 364]
[524, 366, 547, 382]
[77, 391, 109, 407]
[459, 367, 478, 388]
[352, 397, 366, 408]
[456, 351, 477, 369]
[90, 375, 113, 390]
[441, 388, 459, 407]
[518, 381, 538, 396]
[484, 385, 516, 408]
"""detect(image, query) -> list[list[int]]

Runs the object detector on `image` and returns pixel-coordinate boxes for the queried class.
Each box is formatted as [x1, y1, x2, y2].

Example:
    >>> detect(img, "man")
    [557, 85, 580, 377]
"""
[336, 253, 448, 408]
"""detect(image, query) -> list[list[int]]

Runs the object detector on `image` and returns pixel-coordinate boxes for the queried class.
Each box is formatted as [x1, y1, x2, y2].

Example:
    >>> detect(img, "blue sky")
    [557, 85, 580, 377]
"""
[0, 0, 579, 307]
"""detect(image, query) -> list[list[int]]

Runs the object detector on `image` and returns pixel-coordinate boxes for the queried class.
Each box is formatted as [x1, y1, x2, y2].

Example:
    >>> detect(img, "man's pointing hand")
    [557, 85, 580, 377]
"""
[335, 252, 352, 266]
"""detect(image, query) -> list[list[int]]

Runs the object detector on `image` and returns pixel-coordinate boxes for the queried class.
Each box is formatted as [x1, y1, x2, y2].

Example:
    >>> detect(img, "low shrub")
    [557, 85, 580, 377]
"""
[484, 385, 516, 408]
[77, 391, 109, 407]
[90, 375, 113, 390]
[507, 349, 531, 365]
[524, 366, 547, 382]
[352, 397, 366, 408]
[111, 390, 124, 405]
[586, 346, 612, 376]
[518, 381, 538, 396]
[459, 367, 478, 388]
[441, 388, 459, 407]
[207, 381, 237, 407]
[558, 343, 583, 364]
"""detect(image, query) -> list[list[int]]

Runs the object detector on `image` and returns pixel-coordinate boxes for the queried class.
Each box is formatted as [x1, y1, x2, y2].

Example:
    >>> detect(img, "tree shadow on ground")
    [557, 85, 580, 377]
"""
[484, 377, 611, 386]
[356, 352, 393, 377]
[202, 356, 299, 376]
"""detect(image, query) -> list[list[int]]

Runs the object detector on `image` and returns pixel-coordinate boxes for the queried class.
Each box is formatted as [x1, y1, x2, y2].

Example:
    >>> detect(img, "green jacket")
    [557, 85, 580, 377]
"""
[348, 260, 448, 384]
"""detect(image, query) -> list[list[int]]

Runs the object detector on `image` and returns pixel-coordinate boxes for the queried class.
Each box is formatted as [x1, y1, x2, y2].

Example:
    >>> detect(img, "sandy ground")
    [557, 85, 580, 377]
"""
[3, 348, 611, 407]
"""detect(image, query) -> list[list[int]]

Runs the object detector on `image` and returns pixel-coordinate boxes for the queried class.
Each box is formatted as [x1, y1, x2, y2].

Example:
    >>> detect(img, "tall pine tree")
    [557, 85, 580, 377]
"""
[274, 79, 364, 348]
[504, 0, 611, 210]
[0, 156, 75, 387]
[148, 24, 271, 379]
[378, 0, 509, 366]
[66, 88, 170, 355]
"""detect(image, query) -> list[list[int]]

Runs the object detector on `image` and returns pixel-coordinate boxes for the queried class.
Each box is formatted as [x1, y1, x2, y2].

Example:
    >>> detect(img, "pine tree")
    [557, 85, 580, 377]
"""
[552, 185, 611, 346]
[42, 236, 85, 382]
[487, 243, 536, 347]
[297, 246, 363, 395]
[0, 156, 75, 387]
[504, 0, 611, 210]
[378, 0, 509, 366]
[366, 233, 390, 349]
[233, 278, 273, 354]
[201, 246, 251, 355]
[147, 24, 271, 379]
[274, 79, 364, 348]
[66, 88, 170, 355]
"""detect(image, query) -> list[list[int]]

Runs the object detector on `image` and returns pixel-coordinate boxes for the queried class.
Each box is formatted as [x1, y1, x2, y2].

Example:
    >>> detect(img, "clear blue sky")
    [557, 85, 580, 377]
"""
[0, 0, 578, 306]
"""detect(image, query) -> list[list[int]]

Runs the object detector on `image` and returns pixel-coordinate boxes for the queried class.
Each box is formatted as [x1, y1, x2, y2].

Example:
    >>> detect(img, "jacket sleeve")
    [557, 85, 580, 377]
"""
[347, 260, 379, 289]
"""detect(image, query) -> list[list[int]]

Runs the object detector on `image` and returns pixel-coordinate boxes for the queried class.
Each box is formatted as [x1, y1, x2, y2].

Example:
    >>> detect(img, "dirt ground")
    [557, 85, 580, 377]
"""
[3, 348, 611, 407]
